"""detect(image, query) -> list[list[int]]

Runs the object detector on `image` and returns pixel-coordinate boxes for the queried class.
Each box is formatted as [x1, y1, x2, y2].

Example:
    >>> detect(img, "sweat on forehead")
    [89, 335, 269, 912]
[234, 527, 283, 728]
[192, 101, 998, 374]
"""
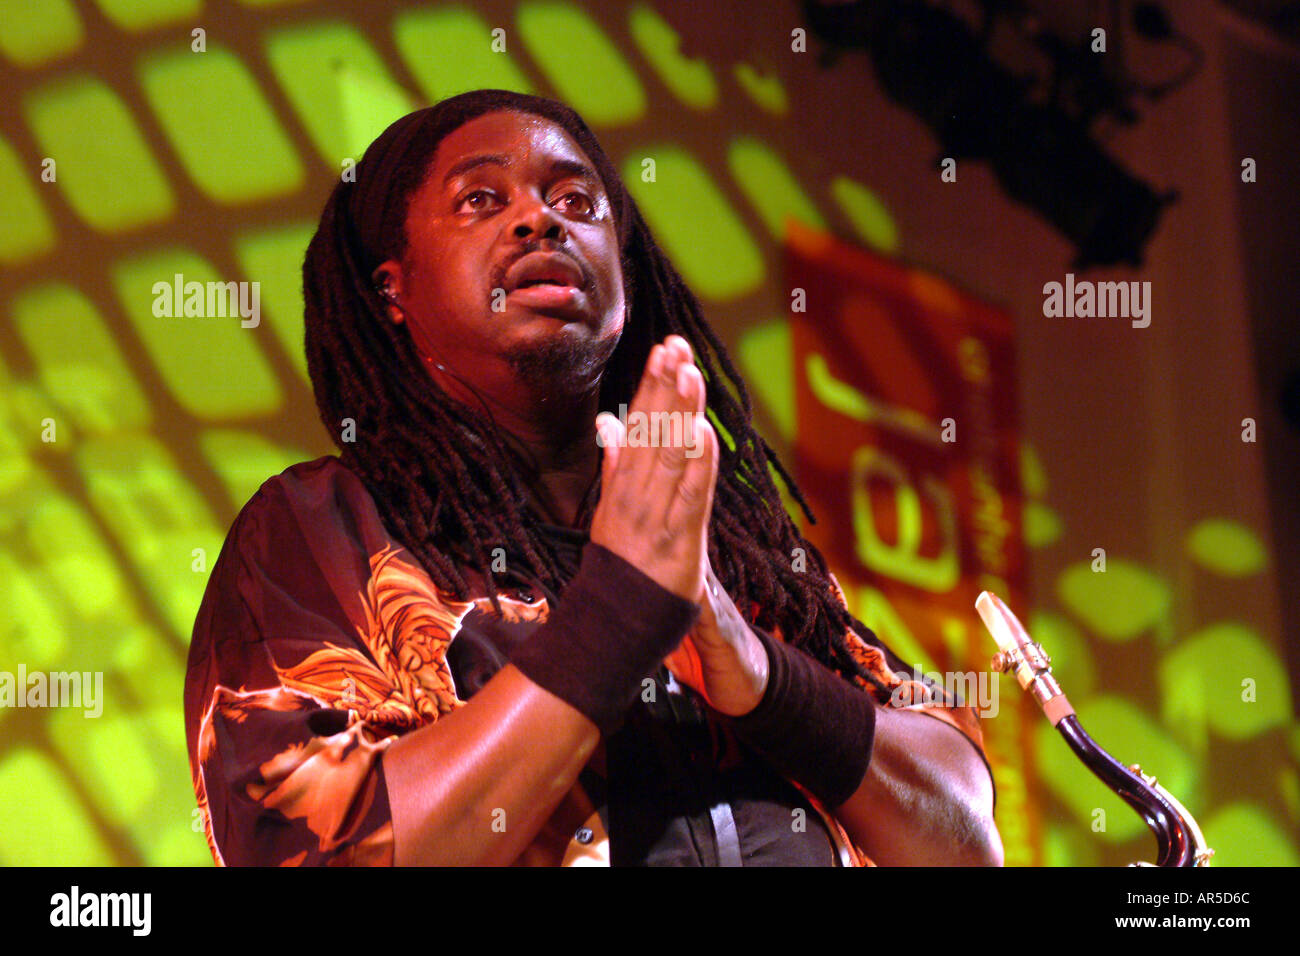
[432, 117, 604, 195]
[345, 90, 627, 266]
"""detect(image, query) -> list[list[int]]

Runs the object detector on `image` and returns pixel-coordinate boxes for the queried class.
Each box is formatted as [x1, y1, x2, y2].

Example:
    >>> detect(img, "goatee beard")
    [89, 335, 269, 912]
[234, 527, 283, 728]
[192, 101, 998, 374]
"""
[504, 329, 619, 396]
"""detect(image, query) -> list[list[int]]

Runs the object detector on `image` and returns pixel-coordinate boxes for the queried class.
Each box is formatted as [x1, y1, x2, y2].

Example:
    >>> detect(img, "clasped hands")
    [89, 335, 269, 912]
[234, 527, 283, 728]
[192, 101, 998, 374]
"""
[589, 335, 769, 717]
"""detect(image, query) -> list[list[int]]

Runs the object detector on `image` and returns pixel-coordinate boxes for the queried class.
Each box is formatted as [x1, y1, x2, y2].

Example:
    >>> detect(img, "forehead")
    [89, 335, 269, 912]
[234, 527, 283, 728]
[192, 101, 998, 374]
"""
[430, 110, 596, 181]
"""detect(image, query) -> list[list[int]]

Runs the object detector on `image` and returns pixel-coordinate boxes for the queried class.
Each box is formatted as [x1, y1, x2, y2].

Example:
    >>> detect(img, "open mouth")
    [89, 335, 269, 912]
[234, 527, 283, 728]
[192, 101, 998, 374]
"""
[504, 251, 585, 290]
[501, 252, 588, 313]
[506, 279, 584, 310]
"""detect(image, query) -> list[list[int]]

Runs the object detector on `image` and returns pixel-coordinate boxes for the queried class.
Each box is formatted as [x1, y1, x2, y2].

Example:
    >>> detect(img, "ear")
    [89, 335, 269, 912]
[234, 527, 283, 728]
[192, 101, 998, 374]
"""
[371, 260, 406, 324]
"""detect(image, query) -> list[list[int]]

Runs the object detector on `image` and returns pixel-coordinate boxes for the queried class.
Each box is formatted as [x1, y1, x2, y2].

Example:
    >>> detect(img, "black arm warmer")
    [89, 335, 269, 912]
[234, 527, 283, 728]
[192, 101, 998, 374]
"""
[509, 541, 701, 736]
[725, 624, 878, 809]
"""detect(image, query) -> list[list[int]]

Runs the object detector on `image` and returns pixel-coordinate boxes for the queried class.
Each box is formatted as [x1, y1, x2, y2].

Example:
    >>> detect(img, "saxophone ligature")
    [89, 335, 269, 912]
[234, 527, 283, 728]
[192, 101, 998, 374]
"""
[975, 591, 1213, 867]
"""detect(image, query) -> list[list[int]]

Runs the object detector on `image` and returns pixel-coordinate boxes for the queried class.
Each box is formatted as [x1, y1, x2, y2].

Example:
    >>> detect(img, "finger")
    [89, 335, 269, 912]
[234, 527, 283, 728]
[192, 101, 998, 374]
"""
[672, 362, 708, 475]
[626, 341, 671, 413]
[678, 361, 705, 417]
[663, 334, 693, 368]
[618, 344, 673, 491]
[595, 412, 623, 480]
[628, 337, 689, 418]
[633, 350, 703, 507]
[664, 416, 719, 540]
[624, 340, 692, 498]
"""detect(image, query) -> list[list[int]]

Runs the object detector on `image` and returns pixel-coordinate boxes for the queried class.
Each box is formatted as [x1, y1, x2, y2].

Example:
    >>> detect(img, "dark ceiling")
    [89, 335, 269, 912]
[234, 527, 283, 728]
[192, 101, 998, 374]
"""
[1218, 0, 1300, 44]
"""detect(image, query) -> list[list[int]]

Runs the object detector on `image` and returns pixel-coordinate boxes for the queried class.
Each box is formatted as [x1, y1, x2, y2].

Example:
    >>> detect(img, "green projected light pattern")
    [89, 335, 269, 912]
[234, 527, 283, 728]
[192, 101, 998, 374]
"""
[622, 146, 766, 300]
[1185, 518, 1268, 578]
[517, 1, 646, 125]
[830, 176, 899, 254]
[0, 0, 339, 70]
[13, 283, 152, 433]
[232, 221, 318, 382]
[628, 2, 718, 111]
[0, 0, 1293, 869]
[728, 136, 827, 241]
[23, 74, 176, 232]
[111, 249, 283, 418]
[0, 449, 198, 862]
[1056, 559, 1172, 643]
[265, 20, 417, 165]
[736, 334, 1296, 867]
[1014, 469, 1289, 862]
[0, 750, 116, 866]
[394, 6, 535, 101]
[95, 0, 201, 33]
[200, 430, 311, 508]
[0, 0, 83, 68]
[139, 44, 305, 204]
[77, 435, 226, 641]
[0, 136, 57, 264]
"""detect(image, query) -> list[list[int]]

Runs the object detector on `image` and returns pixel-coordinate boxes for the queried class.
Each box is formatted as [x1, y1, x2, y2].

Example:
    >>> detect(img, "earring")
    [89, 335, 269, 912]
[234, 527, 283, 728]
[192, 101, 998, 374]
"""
[376, 282, 405, 325]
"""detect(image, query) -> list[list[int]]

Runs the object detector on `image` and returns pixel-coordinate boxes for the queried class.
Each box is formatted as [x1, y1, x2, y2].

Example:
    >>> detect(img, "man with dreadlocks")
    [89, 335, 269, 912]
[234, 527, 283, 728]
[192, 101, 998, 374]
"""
[185, 89, 1000, 867]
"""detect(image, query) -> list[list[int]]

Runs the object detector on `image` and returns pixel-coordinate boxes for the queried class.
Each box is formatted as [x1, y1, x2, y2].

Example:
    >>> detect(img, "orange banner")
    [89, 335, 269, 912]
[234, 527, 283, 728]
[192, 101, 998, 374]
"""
[785, 220, 1042, 866]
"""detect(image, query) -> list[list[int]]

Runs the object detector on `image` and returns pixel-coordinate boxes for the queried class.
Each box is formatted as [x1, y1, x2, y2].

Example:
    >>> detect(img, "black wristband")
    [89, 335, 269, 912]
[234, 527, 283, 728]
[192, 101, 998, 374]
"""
[509, 541, 701, 736]
[726, 624, 877, 809]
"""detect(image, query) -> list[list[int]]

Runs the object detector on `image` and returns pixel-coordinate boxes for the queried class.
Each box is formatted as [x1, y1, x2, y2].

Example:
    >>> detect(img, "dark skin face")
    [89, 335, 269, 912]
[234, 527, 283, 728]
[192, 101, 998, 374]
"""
[373, 110, 626, 526]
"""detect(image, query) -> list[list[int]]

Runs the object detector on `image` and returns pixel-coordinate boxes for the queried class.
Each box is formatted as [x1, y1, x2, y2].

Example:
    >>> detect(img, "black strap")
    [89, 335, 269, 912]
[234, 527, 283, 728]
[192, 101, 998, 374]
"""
[662, 670, 744, 867]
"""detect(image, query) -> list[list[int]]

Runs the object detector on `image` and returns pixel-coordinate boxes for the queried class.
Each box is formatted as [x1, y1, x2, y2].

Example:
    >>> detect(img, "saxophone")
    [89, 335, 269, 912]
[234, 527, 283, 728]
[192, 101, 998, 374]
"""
[975, 591, 1213, 867]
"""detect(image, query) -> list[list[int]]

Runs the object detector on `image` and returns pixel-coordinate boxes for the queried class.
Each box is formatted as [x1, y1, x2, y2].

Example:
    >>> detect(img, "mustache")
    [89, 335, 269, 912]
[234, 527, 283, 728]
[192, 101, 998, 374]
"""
[492, 244, 591, 292]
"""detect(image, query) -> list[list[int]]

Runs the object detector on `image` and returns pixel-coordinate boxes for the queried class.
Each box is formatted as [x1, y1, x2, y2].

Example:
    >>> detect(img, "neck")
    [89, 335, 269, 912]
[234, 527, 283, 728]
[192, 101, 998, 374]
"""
[422, 352, 603, 529]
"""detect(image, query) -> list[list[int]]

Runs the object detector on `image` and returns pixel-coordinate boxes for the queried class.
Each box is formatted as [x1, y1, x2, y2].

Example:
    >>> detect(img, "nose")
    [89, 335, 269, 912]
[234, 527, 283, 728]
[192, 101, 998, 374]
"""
[511, 193, 567, 243]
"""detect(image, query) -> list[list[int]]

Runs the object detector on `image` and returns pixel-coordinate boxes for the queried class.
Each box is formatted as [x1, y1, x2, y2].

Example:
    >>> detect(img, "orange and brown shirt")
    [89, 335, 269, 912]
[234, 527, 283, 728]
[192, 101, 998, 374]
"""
[185, 455, 992, 866]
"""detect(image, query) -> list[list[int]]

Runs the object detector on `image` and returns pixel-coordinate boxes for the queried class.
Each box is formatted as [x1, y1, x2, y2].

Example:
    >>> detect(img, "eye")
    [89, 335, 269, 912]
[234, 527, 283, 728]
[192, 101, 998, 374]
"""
[554, 191, 595, 216]
[456, 189, 499, 214]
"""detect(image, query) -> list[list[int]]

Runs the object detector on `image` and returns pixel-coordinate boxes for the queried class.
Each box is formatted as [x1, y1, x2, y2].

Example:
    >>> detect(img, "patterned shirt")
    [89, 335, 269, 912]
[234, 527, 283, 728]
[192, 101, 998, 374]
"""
[185, 456, 993, 866]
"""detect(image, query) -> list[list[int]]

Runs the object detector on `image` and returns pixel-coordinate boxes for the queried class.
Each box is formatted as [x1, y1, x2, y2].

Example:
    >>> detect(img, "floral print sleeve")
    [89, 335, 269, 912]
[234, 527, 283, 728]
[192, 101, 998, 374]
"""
[184, 458, 479, 866]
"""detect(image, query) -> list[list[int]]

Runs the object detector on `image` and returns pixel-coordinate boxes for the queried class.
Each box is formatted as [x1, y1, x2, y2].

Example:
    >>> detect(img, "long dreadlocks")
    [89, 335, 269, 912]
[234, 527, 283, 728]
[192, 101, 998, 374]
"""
[303, 89, 880, 692]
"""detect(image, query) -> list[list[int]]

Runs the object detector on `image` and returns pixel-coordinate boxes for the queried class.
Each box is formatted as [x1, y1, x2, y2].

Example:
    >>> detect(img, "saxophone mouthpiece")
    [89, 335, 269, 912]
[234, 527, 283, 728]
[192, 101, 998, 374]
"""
[975, 591, 1075, 726]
